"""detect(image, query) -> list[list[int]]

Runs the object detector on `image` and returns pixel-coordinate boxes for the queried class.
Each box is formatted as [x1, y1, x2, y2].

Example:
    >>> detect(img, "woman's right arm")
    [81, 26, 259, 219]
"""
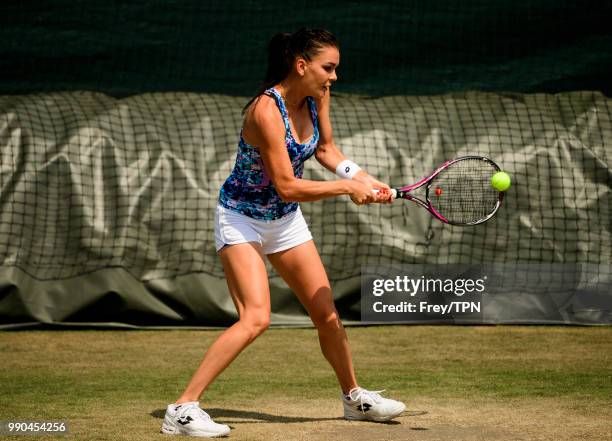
[246, 97, 373, 204]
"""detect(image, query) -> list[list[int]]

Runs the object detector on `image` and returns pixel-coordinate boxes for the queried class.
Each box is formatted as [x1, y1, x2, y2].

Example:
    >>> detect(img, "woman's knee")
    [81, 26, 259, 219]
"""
[311, 308, 342, 332]
[240, 314, 270, 342]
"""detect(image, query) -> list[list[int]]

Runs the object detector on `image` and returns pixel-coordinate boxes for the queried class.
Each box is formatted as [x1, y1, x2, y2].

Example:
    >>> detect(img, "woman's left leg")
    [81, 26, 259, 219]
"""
[268, 240, 406, 422]
[267, 240, 358, 394]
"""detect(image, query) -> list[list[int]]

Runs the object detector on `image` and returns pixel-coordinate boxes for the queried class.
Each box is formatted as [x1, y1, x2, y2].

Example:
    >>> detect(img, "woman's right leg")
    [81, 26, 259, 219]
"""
[175, 242, 270, 403]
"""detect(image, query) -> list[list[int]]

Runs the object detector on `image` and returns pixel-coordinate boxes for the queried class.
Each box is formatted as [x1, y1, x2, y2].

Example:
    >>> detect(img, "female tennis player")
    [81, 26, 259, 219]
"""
[161, 28, 404, 437]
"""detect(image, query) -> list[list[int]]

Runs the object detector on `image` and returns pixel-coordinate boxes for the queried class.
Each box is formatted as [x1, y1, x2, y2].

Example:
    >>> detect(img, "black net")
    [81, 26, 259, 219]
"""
[1, 91, 610, 284]
[0, 1, 610, 326]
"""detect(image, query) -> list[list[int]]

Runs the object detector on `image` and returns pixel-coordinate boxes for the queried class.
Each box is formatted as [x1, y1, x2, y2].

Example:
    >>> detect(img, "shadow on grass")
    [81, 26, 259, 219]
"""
[151, 408, 426, 425]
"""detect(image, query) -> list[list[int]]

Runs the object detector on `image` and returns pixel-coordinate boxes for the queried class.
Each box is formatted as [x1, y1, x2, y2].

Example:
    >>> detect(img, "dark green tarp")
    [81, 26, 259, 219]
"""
[0, 1, 610, 328]
[0, 91, 610, 328]
[0, 1, 610, 97]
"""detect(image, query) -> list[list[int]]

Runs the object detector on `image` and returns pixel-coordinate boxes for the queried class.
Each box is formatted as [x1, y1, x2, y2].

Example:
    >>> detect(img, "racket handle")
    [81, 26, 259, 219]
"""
[371, 189, 398, 198]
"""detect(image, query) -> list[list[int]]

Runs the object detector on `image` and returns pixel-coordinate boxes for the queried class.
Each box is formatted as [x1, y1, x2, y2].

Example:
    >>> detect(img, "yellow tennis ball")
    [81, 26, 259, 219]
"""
[491, 171, 511, 191]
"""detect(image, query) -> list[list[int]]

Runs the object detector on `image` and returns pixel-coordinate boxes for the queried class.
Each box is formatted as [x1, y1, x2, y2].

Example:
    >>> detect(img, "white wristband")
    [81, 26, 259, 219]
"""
[335, 159, 362, 179]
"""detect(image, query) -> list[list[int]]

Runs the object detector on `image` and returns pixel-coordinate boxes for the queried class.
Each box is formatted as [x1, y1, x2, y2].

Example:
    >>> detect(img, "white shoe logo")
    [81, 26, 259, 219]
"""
[357, 403, 372, 412]
[177, 416, 193, 425]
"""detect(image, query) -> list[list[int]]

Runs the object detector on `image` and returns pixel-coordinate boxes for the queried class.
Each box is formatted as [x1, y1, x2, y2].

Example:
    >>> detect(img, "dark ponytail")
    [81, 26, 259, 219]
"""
[242, 28, 339, 114]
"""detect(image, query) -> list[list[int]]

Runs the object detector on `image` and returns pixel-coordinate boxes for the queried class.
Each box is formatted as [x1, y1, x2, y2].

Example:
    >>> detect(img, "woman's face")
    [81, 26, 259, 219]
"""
[301, 45, 340, 98]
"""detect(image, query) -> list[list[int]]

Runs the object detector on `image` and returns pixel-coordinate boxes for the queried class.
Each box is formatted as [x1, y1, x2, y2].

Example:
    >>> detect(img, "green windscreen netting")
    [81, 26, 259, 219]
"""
[1, 90, 610, 326]
[0, 1, 610, 97]
[0, 1, 610, 327]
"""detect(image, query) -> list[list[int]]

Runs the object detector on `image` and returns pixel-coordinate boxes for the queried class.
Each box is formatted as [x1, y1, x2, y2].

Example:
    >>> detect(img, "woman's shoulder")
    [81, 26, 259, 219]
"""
[245, 89, 278, 113]
[244, 93, 280, 124]
[242, 93, 285, 143]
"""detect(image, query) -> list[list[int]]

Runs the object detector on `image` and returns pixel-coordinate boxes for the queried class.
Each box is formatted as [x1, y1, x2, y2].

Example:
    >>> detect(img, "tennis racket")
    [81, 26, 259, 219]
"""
[375, 156, 504, 226]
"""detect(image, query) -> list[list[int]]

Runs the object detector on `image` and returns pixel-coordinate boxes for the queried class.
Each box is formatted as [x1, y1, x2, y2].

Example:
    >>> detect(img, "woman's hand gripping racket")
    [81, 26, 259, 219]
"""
[374, 156, 504, 226]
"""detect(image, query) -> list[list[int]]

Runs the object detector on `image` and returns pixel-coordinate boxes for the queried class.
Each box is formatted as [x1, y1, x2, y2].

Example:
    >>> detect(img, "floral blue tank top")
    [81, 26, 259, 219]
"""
[218, 87, 319, 220]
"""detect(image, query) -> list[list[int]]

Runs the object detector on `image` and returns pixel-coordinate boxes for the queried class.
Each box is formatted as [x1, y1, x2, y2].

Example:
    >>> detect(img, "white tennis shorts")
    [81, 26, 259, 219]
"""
[214, 204, 313, 254]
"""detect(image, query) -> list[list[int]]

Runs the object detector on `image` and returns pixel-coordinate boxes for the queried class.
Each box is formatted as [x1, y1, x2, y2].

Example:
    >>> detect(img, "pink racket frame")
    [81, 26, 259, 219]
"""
[391, 156, 504, 226]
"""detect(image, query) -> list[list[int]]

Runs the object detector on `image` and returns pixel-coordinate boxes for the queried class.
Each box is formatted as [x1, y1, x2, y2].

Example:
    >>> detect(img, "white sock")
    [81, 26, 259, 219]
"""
[345, 387, 360, 400]
[173, 401, 198, 411]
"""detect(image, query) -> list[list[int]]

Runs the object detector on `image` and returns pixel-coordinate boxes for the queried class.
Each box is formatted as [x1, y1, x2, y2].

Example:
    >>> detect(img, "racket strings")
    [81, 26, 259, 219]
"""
[429, 159, 501, 224]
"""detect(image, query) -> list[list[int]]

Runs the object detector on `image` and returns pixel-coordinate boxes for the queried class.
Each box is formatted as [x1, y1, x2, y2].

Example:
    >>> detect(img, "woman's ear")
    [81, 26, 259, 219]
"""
[295, 57, 308, 77]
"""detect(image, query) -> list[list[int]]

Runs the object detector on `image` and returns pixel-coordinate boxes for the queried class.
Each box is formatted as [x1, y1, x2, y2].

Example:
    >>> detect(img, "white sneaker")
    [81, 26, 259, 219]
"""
[342, 387, 406, 422]
[161, 401, 230, 437]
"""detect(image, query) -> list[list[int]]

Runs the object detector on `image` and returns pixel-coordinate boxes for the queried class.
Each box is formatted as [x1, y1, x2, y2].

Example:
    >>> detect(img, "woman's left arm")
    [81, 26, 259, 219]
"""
[314, 90, 391, 197]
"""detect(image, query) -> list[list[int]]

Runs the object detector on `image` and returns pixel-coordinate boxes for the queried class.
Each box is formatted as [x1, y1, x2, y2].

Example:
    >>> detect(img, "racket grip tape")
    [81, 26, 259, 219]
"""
[371, 189, 398, 198]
